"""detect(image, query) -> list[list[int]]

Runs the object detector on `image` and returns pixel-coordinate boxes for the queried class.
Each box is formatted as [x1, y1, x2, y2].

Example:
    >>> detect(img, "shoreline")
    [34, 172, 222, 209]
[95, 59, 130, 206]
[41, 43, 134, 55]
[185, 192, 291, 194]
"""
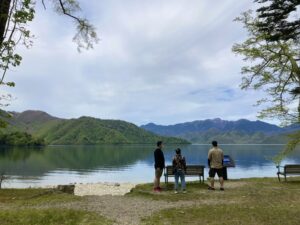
[0, 176, 285, 196]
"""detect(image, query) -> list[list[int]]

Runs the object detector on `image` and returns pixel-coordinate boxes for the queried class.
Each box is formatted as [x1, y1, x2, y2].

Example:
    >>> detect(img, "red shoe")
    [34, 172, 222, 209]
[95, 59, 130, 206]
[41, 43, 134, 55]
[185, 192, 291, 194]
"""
[153, 187, 161, 193]
[153, 187, 160, 192]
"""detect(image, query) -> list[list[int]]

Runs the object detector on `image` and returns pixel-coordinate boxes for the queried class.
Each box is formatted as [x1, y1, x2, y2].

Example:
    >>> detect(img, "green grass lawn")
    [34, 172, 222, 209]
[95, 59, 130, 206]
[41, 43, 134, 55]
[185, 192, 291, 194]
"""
[0, 209, 111, 225]
[0, 188, 113, 225]
[133, 178, 300, 225]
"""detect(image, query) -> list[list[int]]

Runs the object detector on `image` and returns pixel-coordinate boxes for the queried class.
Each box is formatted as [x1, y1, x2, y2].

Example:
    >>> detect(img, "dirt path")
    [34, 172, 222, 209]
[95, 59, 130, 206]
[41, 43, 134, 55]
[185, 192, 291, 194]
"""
[75, 195, 195, 225]
[72, 193, 240, 225]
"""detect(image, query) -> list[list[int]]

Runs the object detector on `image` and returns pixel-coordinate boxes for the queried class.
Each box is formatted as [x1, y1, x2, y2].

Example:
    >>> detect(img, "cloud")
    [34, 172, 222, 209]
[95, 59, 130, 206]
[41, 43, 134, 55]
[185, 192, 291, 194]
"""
[4, 0, 273, 125]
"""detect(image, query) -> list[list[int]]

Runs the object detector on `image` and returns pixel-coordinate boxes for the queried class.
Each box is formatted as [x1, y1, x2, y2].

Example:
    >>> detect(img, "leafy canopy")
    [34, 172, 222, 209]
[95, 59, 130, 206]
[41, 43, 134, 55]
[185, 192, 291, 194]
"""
[233, 11, 300, 125]
[233, 1, 300, 160]
[255, 0, 300, 42]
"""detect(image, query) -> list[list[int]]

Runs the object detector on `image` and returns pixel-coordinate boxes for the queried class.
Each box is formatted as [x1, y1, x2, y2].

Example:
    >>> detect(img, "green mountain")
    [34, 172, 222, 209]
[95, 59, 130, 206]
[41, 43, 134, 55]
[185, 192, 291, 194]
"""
[0, 110, 189, 145]
[141, 119, 298, 144]
[180, 129, 289, 144]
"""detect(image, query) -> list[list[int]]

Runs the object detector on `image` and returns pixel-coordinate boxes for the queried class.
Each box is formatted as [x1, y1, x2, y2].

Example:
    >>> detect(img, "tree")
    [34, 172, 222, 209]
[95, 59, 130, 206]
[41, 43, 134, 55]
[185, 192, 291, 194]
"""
[255, 0, 300, 98]
[255, 0, 300, 42]
[0, 0, 98, 94]
[233, 7, 300, 158]
[233, 11, 300, 125]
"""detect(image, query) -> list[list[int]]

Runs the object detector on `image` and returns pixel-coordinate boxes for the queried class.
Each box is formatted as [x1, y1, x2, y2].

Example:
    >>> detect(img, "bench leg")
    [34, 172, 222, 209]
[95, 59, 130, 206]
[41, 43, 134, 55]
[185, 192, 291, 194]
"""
[165, 175, 169, 184]
[284, 175, 287, 182]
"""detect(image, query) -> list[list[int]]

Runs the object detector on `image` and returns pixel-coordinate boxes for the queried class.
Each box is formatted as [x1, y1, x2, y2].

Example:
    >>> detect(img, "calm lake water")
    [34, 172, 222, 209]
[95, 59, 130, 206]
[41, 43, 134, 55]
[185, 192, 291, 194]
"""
[1, 144, 300, 188]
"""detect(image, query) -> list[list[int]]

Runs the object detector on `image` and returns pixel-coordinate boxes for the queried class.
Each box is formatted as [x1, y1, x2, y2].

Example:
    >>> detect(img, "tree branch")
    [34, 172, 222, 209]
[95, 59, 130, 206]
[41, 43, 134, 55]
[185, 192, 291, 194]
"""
[41, 0, 46, 10]
[58, 0, 84, 25]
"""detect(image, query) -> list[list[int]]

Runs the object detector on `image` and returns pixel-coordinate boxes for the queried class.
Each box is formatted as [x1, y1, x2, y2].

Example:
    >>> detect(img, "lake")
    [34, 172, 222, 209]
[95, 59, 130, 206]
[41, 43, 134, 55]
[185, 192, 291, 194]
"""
[1, 144, 300, 188]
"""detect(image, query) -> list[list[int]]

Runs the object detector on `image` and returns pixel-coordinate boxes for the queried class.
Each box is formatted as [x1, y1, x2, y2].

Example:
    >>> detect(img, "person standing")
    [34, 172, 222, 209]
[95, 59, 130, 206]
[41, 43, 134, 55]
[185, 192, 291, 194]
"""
[172, 148, 187, 193]
[154, 141, 165, 192]
[208, 141, 224, 191]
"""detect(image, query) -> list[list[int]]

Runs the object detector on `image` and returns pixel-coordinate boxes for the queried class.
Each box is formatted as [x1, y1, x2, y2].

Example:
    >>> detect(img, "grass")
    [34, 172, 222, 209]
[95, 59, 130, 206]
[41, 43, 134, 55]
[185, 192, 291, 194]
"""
[135, 177, 300, 225]
[141, 204, 300, 225]
[128, 181, 211, 201]
[0, 188, 81, 206]
[1, 177, 300, 224]
[0, 188, 113, 225]
[0, 209, 112, 225]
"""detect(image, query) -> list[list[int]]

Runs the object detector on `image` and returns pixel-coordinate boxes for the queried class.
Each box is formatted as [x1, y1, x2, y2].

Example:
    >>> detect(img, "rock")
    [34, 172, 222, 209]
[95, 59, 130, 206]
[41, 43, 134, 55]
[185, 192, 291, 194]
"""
[57, 184, 75, 194]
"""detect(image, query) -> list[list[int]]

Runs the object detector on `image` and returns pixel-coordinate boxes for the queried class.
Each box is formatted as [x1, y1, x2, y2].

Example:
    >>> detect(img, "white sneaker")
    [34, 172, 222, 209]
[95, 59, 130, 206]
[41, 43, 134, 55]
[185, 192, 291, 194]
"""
[174, 190, 178, 194]
[183, 190, 187, 193]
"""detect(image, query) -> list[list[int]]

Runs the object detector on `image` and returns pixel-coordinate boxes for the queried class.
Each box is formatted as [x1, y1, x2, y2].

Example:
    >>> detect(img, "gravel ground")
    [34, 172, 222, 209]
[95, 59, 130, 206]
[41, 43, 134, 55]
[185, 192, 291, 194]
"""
[69, 181, 245, 225]
[65, 181, 246, 224]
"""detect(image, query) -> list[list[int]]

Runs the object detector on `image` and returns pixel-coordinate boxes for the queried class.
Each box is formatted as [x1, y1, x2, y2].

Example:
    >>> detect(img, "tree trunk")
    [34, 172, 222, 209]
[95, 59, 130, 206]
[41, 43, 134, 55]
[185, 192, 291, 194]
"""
[0, 0, 11, 45]
[298, 84, 300, 123]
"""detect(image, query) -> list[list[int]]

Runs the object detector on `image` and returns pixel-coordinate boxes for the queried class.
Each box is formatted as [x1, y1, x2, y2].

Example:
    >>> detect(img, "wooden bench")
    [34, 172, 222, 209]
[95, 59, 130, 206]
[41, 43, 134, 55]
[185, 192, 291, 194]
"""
[164, 165, 205, 184]
[277, 164, 300, 181]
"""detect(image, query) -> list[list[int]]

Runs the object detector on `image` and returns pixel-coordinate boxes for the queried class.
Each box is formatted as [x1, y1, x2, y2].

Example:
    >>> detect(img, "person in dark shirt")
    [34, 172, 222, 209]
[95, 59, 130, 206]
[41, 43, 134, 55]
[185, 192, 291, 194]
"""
[154, 141, 165, 192]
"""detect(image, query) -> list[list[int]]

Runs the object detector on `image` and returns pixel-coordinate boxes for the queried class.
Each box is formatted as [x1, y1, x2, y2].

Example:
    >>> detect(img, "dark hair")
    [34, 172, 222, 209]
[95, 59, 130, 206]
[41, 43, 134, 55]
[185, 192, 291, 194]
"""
[157, 141, 163, 147]
[212, 141, 218, 147]
[175, 148, 181, 154]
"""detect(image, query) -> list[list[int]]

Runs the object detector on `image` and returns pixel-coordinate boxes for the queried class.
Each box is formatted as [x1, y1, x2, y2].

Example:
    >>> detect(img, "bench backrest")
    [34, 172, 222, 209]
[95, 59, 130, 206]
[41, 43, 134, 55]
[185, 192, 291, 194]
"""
[165, 165, 204, 175]
[186, 165, 205, 175]
[285, 165, 300, 174]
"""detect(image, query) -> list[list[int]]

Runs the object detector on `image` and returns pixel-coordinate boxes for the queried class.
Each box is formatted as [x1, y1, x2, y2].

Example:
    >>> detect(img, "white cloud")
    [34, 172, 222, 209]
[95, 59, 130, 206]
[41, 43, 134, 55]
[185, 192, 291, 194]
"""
[4, 0, 272, 125]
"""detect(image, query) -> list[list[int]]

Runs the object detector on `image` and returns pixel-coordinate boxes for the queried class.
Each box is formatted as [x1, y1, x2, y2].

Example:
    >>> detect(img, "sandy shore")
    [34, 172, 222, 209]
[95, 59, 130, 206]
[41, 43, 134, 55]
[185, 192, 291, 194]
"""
[74, 182, 137, 196]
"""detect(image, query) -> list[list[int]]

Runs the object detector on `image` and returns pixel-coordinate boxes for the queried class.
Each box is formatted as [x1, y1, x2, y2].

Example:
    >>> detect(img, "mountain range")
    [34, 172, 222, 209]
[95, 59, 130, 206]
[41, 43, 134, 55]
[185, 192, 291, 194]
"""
[2, 110, 299, 145]
[141, 119, 299, 144]
[0, 110, 188, 145]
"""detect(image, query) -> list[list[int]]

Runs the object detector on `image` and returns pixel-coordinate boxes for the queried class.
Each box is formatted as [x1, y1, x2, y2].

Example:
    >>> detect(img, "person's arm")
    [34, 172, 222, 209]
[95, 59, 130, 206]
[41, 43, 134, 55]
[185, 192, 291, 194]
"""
[154, 150, 158, 169]
[183, 157, 187, 172]
[222, 152, 224, 166]
[208, 151, 212, 168]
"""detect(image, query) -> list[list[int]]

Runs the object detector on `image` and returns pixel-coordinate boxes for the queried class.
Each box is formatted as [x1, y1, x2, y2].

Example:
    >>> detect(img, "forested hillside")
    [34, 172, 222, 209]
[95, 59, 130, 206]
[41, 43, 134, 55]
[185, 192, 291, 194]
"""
[0, 110, 189, 145]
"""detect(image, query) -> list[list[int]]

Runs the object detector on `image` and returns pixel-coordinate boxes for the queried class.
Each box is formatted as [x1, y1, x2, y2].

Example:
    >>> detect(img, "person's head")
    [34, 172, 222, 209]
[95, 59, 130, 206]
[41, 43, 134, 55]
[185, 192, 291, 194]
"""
[212, 140, 218, 147]
[157, 141, 163, 149]
[175, 148, 181, 155]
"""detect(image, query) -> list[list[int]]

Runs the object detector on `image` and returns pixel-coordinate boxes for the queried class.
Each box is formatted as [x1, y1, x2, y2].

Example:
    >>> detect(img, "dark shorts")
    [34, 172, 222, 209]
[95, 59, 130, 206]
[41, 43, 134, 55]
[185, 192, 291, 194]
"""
[209, 168, 223, 178]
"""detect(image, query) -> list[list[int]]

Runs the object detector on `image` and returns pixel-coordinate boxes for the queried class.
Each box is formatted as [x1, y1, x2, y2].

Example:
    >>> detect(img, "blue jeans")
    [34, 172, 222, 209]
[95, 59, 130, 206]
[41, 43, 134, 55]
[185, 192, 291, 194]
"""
[174, 170, 186, 190]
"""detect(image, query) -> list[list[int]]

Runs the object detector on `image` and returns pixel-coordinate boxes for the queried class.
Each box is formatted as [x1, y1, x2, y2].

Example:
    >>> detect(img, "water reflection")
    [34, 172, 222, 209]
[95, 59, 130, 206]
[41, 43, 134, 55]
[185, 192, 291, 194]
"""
[0, 144, 299, 188]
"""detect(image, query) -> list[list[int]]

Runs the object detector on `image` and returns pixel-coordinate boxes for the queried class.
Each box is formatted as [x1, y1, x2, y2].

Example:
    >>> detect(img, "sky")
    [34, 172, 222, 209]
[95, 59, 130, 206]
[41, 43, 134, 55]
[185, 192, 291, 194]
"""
[4, 0, 272, 126]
